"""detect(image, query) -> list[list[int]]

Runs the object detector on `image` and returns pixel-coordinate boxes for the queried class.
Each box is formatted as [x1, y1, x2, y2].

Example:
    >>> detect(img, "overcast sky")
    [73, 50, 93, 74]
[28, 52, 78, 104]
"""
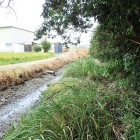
[0, 0, 96, 45]
[0, 0, 45, 31]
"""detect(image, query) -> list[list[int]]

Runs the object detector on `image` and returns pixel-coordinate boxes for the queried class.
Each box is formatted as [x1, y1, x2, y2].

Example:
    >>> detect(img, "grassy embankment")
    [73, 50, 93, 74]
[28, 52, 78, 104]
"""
[0, 49, 88, 90]
[3, 56, 139, 139]
[0, 52, 54, 66]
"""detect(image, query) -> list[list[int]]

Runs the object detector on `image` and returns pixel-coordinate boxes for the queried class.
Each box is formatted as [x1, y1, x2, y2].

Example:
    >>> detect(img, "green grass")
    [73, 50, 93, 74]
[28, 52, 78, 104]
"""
[0, 52, 54, 66]
[3, 57, 140, 140]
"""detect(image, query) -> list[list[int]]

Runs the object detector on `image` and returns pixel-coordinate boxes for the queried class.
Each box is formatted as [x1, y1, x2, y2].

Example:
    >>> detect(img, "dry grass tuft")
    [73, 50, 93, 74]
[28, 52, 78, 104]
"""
[0, 48, 88, 90]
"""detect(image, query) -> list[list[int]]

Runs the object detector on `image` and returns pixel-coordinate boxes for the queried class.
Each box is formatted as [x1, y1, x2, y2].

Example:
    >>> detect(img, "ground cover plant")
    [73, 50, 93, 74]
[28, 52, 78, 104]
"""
[0, 52, 54, 66]
[3, 56, 139, 140]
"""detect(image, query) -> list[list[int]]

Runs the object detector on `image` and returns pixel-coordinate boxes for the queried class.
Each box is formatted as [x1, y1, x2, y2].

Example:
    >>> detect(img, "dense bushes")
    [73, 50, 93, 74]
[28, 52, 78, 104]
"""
[33, 44, 42, 52]
[33, 40, 51, 52]
[90, 25, 140, 91]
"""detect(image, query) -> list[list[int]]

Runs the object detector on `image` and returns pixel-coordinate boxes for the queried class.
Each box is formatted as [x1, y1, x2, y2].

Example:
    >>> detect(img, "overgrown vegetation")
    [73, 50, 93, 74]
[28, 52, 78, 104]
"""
[3, 56, 139, 139]
[36, 0, 140, 45]
[36, 0, 140, 91]
[2, 0, 140, 139]
[0, 52, 53, 66]
[90, 25, 140, 91]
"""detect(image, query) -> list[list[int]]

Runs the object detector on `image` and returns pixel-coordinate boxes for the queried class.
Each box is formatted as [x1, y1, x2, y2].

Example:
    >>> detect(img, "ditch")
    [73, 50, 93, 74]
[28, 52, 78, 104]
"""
[0, 68, 63, 138]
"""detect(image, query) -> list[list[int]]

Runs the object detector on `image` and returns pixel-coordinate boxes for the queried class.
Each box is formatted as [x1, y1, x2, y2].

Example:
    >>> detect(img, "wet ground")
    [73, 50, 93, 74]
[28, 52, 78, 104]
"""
[0, 68, 63, 138]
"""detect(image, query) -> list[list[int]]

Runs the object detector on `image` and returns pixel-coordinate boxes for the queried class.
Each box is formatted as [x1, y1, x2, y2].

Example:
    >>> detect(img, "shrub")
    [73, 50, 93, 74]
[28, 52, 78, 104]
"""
[90, 25, 140, 91]
[33, 45, 41, 52]
[41, 40, 51, 52]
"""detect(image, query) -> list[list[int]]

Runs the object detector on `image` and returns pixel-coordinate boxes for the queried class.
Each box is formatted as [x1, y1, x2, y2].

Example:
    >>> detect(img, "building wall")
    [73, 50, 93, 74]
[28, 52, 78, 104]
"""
[49, 43, 55, 53]
[14, 44, 24, 53]
[54, 43, 62, 53]
[0, 27, 34, 52]
[11, 28, 34, 44]
[0, 28, 13, 52]
[49, 43, 62, 53]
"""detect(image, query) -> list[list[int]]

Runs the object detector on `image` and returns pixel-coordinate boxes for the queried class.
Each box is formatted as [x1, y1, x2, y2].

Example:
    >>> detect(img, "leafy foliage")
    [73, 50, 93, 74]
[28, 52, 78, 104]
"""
[41, 40, 51, 52]
[33, 44, 42, 52]
[36, 0, 140, 44]
[90, 25, 140, 90]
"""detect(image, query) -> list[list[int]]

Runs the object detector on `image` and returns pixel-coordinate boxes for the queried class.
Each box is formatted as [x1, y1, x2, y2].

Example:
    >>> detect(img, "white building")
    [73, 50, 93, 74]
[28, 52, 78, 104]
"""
[0, 26, 35, 53]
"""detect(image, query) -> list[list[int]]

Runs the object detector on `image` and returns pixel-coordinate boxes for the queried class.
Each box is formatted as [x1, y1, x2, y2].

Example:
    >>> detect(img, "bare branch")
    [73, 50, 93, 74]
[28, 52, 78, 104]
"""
[0, 0, 12, 7]
[0, 0, 18, 20]
[0, 0, 4, 6]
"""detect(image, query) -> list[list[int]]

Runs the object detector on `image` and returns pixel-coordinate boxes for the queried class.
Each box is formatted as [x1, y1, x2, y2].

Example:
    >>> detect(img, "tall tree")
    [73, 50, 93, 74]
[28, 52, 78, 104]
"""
[0, 0, 17, 19]
[36, 0, 140, 44]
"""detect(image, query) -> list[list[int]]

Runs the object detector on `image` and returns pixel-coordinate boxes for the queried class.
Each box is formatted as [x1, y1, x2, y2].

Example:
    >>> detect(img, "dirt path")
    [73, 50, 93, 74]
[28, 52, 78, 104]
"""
[0, 51, 70, 70]
[0, 49, 88, 90]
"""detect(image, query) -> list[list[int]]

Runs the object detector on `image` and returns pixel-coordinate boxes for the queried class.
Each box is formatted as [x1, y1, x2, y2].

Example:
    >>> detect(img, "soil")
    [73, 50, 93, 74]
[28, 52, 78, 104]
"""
[0, 68, 63, 139]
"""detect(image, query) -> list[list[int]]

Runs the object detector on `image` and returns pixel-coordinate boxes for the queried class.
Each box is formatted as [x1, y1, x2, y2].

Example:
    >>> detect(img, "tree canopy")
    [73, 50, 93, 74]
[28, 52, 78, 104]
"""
[36, 0, 140, 44]
[35, 0, 140, 90]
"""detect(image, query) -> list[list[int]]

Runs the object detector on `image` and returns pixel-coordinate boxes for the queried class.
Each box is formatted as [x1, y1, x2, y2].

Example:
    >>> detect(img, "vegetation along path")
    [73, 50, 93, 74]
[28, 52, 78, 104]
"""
[0, 48, 88, 138]
[0, 49, 88, 90]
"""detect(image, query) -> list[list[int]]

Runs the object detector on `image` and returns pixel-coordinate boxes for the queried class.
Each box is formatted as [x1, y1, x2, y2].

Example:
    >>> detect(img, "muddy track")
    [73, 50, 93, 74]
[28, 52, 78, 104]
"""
[0, 68, 63, 138]
[0, 71, 54, 109]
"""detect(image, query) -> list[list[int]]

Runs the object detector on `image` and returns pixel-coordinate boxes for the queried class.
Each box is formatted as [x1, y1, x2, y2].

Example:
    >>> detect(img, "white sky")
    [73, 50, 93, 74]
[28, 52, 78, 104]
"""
[0, 0, 45, 31]
[0, 0, 97, 45]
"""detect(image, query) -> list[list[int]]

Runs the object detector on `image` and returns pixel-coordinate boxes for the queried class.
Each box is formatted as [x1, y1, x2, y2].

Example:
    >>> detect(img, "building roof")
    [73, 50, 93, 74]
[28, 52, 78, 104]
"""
[0, 26, 34, 33]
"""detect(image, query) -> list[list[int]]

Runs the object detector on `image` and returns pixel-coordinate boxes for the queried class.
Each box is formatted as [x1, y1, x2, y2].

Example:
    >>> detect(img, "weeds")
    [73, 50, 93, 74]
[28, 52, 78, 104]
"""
[3, 56, 139, 140]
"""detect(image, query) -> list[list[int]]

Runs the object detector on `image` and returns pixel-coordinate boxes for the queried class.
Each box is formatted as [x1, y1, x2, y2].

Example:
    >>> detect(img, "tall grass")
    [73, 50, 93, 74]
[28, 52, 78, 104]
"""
[64, 56, 109, 79]
[3, 56, 140, 140]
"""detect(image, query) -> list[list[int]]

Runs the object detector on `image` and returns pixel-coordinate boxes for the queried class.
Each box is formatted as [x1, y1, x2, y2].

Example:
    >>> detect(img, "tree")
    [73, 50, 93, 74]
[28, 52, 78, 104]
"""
[0, 0, 16, 17]
[41, 39, 51, 52]
[0, 0, 14, 9]
[36, 0, 140, 44]
[33, 44, 42, 52]
[35, 0, 140, 90]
